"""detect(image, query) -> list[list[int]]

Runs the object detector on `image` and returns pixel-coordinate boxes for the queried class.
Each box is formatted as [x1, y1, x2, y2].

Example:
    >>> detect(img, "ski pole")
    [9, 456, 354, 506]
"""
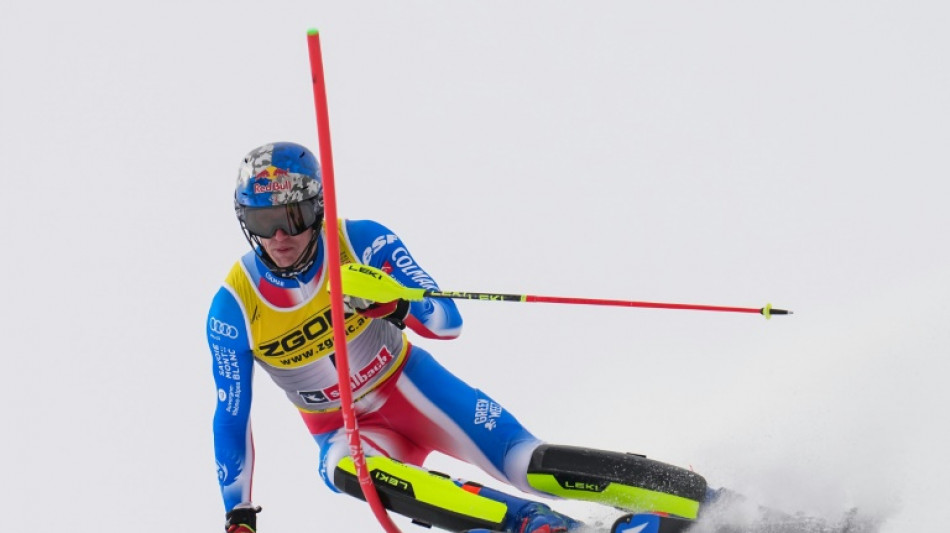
[308, 29, 402, 533]
[341, 263, 792, 319]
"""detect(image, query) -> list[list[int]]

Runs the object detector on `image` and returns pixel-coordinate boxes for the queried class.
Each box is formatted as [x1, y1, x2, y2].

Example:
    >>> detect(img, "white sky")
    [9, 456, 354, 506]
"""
[2, 2, 948, 532]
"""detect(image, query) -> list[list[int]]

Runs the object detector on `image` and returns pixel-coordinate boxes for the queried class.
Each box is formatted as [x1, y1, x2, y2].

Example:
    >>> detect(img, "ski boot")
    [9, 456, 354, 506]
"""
[506, 501, 582, 533]
[463, 502, 580, 532]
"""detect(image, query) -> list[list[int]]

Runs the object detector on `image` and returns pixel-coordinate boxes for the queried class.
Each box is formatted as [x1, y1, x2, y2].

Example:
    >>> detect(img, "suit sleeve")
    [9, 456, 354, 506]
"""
[208, 286, 256, 511]
[345, 219, 463, 339]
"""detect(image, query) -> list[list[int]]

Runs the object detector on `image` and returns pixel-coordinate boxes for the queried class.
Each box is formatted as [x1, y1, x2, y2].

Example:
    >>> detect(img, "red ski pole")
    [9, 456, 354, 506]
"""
[425, 291, 791, 319]
[307, 29, 401, 533]
[339, 264, 792, 320]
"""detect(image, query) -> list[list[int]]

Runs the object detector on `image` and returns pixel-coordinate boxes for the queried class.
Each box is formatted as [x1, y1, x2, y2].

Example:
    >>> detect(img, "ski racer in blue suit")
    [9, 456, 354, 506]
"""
[208, 143, 709, 533]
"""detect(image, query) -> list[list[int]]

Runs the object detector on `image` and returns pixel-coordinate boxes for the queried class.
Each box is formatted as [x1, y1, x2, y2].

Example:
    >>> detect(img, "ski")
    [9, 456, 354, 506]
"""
[461, 513, 691, 533]
[610, 513, 694, 533]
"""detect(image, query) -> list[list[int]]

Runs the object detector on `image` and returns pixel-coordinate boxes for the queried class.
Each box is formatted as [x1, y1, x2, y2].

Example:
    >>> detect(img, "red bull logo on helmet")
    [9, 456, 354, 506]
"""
[255, 166, 290, 179]
[252, 166, 295, 194]
[253, 181, 292, 194]
[237, 147, 322, 207]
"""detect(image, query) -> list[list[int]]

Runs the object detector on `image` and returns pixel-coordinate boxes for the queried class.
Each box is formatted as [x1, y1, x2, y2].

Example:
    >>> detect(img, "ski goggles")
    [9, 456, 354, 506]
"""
[241, 199, 322, 238]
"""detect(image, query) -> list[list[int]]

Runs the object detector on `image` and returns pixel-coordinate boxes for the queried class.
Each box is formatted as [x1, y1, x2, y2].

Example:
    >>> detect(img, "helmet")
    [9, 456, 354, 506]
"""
[234, 142, 325, 277]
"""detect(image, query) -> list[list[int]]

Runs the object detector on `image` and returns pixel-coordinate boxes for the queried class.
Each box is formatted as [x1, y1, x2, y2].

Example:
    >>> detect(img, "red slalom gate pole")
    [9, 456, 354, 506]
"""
[307, 29, 401, 533]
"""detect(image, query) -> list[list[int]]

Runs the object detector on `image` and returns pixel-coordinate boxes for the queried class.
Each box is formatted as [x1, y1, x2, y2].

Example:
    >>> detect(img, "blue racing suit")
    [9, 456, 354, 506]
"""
[208, 219, 541, 513]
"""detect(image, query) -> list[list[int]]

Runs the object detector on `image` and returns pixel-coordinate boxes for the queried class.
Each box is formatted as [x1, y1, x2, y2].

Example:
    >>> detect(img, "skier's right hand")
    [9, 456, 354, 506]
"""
[225, 504, 261, 533]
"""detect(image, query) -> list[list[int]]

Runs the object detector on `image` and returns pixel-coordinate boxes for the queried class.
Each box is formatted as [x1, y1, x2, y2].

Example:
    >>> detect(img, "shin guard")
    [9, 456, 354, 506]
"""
[334, 456, 508, 531]
[525, 445, 707, 519]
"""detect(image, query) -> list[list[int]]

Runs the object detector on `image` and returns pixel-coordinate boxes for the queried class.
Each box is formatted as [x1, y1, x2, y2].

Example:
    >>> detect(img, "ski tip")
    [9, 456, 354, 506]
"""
[307, 28, 320, 36]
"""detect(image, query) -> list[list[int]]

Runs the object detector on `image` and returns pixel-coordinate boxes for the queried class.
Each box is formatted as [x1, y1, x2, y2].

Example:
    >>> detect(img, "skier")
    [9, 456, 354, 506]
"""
[209, 142, 707, 533]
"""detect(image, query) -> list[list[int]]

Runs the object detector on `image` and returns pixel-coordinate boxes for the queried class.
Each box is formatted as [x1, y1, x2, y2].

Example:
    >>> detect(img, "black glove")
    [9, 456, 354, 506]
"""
[225, 505, 262, 533]
[345, 297, 410, 329]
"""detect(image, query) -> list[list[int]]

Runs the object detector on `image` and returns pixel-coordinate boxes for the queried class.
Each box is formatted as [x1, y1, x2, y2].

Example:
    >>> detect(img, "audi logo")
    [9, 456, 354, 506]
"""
[209, 317, 239, 339]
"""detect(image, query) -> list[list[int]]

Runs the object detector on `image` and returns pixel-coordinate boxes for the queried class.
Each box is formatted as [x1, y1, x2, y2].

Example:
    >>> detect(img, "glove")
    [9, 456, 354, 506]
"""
[344, 295, 410, 329]
[225, 505, 262, 533]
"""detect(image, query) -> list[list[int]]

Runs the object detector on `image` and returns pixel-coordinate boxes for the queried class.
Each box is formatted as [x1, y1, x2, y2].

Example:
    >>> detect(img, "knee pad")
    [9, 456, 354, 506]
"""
[525, 444, 707, 519]
[333, 455, 507, 531]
